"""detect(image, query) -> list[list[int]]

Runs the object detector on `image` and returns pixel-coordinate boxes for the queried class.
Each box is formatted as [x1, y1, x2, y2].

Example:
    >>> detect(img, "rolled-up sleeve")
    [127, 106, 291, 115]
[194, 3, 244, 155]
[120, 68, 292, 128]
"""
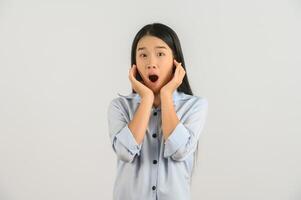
[107, 99, 142, 163]
[163, 97, 208, 161]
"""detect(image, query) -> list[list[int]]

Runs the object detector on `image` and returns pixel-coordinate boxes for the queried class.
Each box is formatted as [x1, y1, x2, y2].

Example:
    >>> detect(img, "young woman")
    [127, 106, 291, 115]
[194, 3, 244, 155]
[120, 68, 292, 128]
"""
[107, 22, 208, 200]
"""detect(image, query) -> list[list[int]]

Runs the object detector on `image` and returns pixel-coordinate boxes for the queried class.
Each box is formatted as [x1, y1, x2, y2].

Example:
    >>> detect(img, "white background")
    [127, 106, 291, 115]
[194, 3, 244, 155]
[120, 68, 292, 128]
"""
[0, 0, 300, 199]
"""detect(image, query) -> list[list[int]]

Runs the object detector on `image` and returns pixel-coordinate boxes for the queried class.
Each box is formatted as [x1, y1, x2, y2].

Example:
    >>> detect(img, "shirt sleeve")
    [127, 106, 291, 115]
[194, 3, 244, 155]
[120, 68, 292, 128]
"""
[163, 97, 208, 161]
[107, 98, 142, 163]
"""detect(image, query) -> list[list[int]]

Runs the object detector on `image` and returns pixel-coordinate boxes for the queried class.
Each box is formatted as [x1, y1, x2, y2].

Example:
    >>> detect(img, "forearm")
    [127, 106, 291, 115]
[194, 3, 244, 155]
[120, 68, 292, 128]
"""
[161, 91, 180, 141]
[128, 96, 154, 145]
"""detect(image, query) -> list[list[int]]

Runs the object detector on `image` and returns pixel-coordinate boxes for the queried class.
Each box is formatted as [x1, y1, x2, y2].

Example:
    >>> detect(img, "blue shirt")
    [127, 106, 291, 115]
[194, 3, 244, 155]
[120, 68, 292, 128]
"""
[107, 89, 208, 200]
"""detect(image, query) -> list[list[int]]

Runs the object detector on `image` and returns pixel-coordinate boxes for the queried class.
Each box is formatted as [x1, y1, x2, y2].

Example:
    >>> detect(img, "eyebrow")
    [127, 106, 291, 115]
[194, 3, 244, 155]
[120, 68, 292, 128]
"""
[137, 46, 167, 51]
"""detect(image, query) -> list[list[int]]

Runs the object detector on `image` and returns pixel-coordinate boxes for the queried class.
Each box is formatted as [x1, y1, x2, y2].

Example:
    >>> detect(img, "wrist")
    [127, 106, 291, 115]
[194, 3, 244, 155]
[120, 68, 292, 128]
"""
[160, 91, 173, 101]
[141, 93, 154, 101]
[160, 89, 172, 97]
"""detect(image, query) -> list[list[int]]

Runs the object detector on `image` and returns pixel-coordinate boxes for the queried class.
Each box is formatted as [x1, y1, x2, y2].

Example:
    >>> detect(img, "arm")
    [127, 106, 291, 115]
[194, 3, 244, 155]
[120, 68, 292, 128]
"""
[107, 96, 153, 162]
[161, 95, 208, 161]
[128, 96, 154, 144]
[161, 91, 180, 141]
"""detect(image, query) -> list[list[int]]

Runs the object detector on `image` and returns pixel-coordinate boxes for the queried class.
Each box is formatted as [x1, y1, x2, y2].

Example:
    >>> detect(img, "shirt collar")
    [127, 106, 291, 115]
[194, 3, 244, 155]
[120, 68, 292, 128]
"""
[117, 89, 190, 105]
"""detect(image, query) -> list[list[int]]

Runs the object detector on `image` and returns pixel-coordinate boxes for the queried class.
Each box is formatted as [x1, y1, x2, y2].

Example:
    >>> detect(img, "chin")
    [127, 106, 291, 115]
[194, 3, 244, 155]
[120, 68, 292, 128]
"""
[153, 86, 163, 94]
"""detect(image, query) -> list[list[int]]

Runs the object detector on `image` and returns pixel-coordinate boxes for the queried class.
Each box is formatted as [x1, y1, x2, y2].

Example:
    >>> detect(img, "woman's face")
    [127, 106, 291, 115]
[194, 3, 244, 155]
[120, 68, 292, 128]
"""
[135, 35, 175, 94]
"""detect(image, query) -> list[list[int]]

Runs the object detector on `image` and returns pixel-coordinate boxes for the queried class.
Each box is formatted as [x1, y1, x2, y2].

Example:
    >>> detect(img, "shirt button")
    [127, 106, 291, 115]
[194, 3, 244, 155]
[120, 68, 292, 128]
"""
[152, 133, 157, 138]
[152, 186, 156, 190]
[153, 111, 157, 116]
[153, 160, 157, 164]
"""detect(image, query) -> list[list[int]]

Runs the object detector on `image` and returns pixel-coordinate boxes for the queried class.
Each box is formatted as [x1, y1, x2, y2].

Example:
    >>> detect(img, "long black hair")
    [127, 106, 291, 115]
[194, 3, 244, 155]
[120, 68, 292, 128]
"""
[130, 22, 200, 179]
[130, 22, 193, 96]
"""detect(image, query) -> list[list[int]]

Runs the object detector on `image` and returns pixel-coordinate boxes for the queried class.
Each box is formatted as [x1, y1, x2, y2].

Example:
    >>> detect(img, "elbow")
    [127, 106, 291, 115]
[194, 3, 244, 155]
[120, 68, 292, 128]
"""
[164, 148, 189, 161]
[170, 151, 190, 162]
[169, 145, 196, 162]
[111, 137, 142, 163]
[116, 152, 136, 163]
[114, 145, 139, 163]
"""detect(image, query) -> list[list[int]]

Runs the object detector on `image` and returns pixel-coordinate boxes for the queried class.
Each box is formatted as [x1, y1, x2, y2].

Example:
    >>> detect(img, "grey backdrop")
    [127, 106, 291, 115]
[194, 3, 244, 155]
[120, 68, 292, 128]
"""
[0, 0, 300, 199]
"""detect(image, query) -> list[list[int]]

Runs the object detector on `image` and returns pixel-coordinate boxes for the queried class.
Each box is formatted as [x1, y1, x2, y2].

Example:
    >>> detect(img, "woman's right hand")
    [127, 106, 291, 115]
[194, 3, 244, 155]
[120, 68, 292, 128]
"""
[129, 64, 154, 100]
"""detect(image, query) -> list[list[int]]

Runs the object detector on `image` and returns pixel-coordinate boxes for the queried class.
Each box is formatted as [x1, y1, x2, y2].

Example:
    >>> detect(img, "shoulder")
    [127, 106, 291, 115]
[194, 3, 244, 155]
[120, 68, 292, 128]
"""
[181, 92, 208, 108]
[107, 92, 138, 113]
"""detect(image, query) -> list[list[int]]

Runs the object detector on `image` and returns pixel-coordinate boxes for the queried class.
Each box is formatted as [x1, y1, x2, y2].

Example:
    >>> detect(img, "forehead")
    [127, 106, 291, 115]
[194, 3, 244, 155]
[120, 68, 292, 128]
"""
[136, 36, 171, 51]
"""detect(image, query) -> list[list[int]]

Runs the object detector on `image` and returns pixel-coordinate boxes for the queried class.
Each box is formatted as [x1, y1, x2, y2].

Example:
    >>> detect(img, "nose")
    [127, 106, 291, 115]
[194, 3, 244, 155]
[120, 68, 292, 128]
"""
[146, 54, 157, 69]
[147, 64, 156, 69]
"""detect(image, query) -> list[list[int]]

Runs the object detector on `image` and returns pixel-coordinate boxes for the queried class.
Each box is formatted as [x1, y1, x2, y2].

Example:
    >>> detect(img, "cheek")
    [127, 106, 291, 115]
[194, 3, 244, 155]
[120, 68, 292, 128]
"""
[160, 70, 173, 81]
[162, 63, 174, 75]
[136, 60, 145, 70]
[136, 66, 143, 75]
[136, 67, 148, 80]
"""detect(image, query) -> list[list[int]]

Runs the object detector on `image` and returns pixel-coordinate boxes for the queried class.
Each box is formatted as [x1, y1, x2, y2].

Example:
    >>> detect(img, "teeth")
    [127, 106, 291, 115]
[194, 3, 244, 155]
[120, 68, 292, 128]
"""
[149, 75, 158, 82]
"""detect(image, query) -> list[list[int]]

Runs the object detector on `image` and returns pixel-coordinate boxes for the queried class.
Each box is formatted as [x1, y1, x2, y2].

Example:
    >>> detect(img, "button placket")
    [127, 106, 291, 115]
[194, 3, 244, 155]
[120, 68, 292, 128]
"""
[150, 109, 160, 193]
[152, 109, 159, 140]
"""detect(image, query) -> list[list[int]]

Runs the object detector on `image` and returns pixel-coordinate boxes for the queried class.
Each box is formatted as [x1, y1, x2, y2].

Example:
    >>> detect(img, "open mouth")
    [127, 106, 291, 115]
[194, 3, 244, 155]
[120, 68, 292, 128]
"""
[148, 74, 159, 82]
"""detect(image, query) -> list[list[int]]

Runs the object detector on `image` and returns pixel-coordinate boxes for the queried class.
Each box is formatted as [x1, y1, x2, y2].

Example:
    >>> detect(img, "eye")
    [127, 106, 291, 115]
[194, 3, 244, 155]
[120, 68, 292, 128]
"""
[158, 52, 165, 56]
[139, 53, 147, 58]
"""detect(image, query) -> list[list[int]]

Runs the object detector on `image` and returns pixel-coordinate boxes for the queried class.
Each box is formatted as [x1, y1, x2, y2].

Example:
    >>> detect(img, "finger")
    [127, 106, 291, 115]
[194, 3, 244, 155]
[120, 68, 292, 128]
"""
[129, 65, 133, 76]
[178, 62, 182, 68]
[173, 59, 180, 65]
[177, 63, 184, 73]
[174, 60, 181, 69]
[132, 64, 136, 77]
[129, 65, 135, 81]
[174, 64, 180, 74]
[180, 68, 185, 78]
[174, 59, 182, 67]
[176, 65, 185, 77]
[129, 70, 133, 82]
[130, 65, 141, 83]
[133, 64, 138, 75]
[179, 69, 186, 81]
[174, 64, 181, 80]
[179, 65, 185, 72]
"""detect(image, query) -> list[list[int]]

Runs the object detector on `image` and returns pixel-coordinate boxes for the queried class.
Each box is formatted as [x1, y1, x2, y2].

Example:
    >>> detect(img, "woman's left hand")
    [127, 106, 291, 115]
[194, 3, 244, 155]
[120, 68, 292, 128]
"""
[160, 59, 186, 95]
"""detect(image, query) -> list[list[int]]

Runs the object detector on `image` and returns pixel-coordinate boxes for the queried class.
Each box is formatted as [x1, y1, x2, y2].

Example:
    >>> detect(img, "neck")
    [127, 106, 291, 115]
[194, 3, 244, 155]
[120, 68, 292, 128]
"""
[153, 93, 161, 108]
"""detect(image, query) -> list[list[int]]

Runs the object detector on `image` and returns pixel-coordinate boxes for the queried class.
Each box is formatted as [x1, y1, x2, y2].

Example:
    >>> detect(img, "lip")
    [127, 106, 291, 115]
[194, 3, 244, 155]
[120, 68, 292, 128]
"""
[148, 71, 159, 78]
[147, 70, 159, 76]
[148, 74, 159, 79]
[148, 76, 159, 85]
[149, 78, 159, 82]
